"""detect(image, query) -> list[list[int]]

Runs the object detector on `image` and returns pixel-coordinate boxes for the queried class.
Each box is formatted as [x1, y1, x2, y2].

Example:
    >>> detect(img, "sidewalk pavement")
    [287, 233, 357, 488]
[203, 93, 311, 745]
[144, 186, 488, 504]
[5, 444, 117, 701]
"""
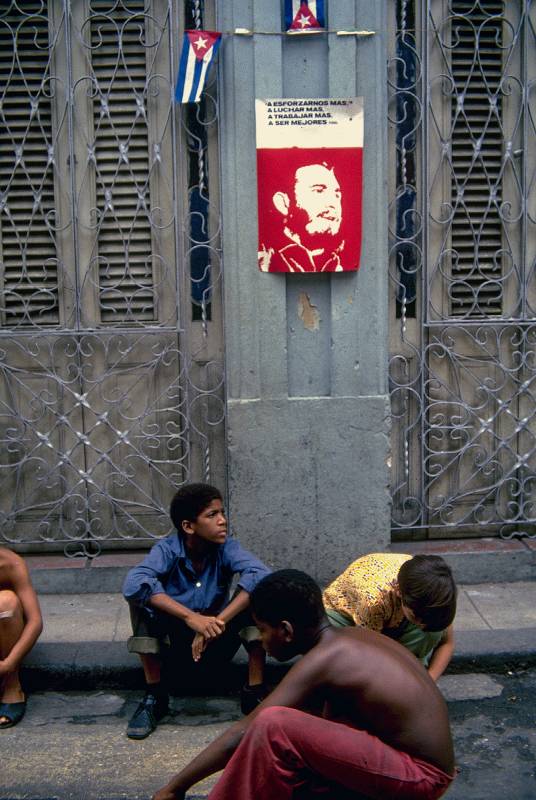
[21, 581, 536, 692]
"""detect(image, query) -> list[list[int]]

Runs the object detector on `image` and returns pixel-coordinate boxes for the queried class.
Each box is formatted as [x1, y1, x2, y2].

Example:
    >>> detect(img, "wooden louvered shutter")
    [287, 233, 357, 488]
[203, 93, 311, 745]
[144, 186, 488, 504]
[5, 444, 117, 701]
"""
[88, 0, 156, 324]
[449, 1, 505, 317]
[0, 4, 59, 326]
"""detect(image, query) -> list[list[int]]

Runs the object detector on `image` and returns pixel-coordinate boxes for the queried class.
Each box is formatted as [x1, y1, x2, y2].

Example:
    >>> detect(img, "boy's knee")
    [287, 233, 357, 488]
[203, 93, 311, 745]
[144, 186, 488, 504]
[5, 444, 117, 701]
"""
[252, 705, 294, 733]
[0, 589, 20, 618]
[127, 602, 167, 654]
[247, 707, 302, 755]
[240, 625, 262, 647]
[127, 635, 161, 655]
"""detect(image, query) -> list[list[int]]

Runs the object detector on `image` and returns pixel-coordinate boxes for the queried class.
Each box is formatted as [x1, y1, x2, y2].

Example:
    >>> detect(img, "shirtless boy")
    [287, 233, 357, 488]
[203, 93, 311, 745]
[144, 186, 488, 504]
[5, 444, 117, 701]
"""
[152, 569, 455, 800]
[0, 547, 43, 728]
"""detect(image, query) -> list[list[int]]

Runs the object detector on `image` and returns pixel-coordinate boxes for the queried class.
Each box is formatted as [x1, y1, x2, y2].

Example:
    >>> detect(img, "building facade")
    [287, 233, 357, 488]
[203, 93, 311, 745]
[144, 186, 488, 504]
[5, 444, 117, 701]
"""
[0, 1, 534, 583]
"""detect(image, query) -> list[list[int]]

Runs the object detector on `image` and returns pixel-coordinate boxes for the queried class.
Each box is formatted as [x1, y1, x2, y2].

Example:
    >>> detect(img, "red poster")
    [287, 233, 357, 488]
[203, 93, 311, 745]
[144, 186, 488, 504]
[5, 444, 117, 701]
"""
[256, 98, 363, 273]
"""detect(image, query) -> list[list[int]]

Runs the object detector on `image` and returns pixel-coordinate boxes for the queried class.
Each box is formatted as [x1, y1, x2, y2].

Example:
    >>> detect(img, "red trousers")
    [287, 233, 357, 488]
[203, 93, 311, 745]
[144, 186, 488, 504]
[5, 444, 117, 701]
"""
[208, 707, 454, 800]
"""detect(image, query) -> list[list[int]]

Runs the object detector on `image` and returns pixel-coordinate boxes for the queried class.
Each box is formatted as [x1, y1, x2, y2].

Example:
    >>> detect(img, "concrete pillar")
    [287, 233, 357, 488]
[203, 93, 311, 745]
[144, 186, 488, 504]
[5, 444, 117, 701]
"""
[219, 1, 390, 583]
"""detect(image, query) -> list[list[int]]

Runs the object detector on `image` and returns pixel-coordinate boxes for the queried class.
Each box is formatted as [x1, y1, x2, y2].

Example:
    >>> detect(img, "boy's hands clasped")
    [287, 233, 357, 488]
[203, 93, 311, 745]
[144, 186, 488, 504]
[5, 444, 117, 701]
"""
[185, 611, 226, 662]
[186, 611, 225, 638]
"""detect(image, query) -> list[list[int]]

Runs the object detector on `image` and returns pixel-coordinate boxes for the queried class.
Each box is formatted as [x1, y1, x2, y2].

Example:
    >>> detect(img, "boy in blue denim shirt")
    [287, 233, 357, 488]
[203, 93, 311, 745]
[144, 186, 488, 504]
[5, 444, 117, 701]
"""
[123, 483, 270, 739]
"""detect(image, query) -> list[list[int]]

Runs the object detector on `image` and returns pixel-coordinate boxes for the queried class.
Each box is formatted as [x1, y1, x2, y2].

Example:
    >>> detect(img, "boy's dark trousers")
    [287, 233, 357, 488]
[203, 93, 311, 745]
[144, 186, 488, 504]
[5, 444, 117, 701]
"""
[127, 602, 253, 691]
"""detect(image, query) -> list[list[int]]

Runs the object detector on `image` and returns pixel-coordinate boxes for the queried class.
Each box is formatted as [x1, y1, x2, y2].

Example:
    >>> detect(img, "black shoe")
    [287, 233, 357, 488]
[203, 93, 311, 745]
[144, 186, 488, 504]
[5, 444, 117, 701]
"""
[240, 683, 270, 715]
[126, 691, 169, 740]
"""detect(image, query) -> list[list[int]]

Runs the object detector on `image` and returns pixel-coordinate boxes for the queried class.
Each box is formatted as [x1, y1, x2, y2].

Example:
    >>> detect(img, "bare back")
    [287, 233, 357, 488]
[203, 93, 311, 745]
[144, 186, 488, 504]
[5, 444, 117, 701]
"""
[265, 624, 454, 774]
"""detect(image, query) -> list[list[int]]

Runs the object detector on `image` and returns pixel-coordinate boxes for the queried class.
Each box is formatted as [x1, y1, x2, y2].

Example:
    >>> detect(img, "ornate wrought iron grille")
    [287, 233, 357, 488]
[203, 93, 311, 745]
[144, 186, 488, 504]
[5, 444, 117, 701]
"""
[388, 0, 536, 539]
[0, 0, 225, 555]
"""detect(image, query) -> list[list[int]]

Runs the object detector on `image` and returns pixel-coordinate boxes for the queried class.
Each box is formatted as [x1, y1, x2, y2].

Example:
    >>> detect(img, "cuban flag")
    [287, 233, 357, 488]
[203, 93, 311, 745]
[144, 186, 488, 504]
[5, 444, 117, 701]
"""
[285, 0, 326, 31]
[175, 30, 222, 104]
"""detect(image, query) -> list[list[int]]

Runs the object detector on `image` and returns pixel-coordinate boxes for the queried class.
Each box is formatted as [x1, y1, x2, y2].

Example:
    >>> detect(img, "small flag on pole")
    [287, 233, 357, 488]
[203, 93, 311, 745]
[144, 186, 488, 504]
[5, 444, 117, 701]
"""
[175, 30, 222, 104]
[285, 1, 326, 32]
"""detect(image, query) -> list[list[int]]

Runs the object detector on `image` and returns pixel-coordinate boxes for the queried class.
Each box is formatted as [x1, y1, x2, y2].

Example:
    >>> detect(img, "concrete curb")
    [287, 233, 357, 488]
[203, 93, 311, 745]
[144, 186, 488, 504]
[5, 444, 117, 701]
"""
[448, 629, 536, 673]
[21, 629, 536, 691]
[21, 642, 293, 692]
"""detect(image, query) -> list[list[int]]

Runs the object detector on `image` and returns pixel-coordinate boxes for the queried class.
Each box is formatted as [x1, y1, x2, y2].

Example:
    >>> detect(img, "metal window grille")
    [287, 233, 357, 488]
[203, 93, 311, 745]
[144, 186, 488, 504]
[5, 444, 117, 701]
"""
[389, 0, 536, 539]
[0, 0, 225, 556]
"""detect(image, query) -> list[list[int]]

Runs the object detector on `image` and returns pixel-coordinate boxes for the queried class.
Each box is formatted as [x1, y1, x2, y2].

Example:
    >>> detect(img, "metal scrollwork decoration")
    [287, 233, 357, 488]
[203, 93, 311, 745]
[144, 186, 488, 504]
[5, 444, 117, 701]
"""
[389, 1, 536, 540]
[0, 0, 225, 554]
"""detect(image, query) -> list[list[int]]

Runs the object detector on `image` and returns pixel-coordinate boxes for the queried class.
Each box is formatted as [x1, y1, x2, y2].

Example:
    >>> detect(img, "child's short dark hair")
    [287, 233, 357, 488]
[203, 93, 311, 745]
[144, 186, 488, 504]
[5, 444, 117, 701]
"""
[169, 483, 222, 531]
[398, 555, 457, 632]
[251, 569, 325, 629]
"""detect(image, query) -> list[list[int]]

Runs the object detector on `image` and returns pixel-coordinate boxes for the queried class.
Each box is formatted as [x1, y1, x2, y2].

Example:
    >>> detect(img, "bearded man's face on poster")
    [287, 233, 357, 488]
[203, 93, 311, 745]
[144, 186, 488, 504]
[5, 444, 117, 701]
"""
[273, 163, 344, 253]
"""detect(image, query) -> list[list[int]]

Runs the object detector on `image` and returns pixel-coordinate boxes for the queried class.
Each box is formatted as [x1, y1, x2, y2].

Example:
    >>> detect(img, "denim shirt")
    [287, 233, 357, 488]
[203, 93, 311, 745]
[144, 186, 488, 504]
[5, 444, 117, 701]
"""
[122, 533, 270, 614]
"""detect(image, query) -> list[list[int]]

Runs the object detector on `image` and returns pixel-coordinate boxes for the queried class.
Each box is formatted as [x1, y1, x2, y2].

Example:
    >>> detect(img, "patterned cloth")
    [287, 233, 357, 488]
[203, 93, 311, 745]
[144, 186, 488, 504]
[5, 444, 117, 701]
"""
[322, 553, 447, 666]
[322, 553, 412, 631]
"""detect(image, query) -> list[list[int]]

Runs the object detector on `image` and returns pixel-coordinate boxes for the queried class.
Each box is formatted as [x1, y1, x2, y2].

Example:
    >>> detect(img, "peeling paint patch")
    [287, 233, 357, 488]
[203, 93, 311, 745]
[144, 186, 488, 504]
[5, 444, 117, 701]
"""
[298, 292, 320, 331]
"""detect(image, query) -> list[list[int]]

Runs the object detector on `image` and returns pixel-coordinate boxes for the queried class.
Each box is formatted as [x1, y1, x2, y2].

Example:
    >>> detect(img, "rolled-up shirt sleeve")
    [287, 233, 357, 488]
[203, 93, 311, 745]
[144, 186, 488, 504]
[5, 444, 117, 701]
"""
[122, 540, 174, 606]
[223, 539, 271, 595]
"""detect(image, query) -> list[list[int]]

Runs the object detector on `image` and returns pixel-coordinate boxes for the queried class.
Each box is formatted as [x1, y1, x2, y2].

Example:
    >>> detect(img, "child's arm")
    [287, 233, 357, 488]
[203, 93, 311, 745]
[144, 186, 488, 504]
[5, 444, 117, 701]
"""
[0, 556, 43, 678]
[219, 588, 250, 623]
[123, 540, 174, 606]
[151, 635, 327, 800]
[189, 541, 269, 661]
[427, 625, 454, 681]
[149, 592, 225, 639]
[222, 539, 271, 598]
